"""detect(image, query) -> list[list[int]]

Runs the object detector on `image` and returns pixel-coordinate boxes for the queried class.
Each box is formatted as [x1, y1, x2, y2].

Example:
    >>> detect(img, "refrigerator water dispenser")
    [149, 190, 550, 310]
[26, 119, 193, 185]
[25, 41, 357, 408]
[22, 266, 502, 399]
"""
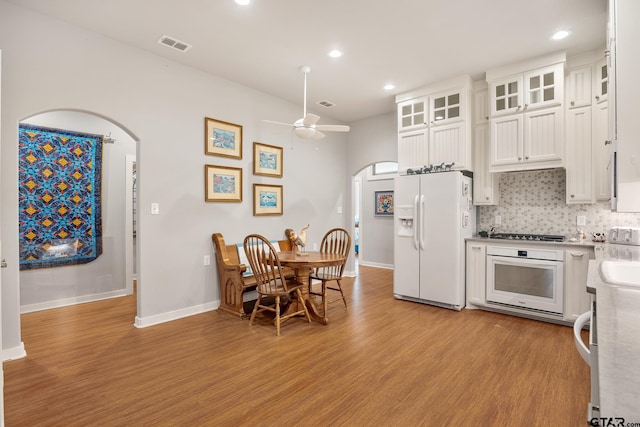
[396, 205, 414, 237]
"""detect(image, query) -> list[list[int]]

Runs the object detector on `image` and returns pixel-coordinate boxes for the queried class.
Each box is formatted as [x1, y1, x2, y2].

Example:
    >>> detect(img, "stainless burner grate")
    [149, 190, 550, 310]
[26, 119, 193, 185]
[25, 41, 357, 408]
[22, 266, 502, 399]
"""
[490, 233, 566, 242]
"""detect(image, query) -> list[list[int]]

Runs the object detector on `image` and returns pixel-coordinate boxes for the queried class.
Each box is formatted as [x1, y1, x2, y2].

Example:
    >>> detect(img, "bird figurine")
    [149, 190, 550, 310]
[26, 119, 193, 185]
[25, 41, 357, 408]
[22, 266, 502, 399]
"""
[298, 224, 309, 248]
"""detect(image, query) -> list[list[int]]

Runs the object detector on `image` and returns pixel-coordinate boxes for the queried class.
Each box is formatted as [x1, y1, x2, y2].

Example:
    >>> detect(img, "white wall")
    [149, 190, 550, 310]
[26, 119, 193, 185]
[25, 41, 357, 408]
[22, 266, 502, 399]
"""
[0, 1, 349, 352]
[18, 111, 136, 311]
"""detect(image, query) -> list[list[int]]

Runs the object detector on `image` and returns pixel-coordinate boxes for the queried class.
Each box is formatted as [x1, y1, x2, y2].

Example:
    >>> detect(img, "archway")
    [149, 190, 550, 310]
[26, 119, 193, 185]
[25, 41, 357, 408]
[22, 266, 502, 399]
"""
[351, 161, 397, 270]
[18, 109, 138, 313]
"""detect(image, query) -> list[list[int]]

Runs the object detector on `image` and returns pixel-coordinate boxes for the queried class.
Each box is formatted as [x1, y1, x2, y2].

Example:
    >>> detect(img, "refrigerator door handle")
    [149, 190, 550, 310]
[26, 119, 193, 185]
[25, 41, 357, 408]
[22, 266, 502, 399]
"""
[413, 195, 419, 250]
[419, 195, 425, 250]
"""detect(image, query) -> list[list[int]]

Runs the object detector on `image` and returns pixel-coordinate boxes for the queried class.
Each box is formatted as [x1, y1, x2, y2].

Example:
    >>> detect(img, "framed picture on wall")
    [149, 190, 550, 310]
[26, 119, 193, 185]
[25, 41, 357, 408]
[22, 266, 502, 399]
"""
[253, 141, 283, 177]
[205, 117, 243, 159]
[374, 190, 394, 216]
[205, 164, 242, 202]
[253, 184, 283, 216]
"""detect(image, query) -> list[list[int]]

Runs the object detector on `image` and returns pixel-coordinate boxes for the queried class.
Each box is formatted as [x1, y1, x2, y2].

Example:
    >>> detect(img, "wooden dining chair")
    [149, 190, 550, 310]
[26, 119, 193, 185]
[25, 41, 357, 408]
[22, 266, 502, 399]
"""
[243, 234, 311, 336]
[309, 228, 351, 316]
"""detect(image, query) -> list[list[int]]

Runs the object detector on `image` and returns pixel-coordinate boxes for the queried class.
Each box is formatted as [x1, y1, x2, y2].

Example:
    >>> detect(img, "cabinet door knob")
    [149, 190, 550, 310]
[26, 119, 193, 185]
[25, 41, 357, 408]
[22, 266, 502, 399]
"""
[571, 194, 575, 198]
[485, 196, 489, 200]
[525, 156, 529, 160]
[605, 140, 612, 145]
[595, 95, 600, 101]
[570, 101, 575, 106]
[518, 157, 522, 161]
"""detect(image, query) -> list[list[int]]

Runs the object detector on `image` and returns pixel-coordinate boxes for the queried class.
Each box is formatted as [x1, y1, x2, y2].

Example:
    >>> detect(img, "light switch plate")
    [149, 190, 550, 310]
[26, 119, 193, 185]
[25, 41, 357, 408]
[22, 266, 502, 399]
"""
[151, 203, 160, 215]
[494, 215, 501, 225]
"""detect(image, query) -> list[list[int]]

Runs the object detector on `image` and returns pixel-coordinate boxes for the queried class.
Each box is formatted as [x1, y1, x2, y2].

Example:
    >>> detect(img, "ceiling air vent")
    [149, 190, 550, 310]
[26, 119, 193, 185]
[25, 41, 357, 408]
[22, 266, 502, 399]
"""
[317, 100, 335, 108]
[157, 35, 192, 52]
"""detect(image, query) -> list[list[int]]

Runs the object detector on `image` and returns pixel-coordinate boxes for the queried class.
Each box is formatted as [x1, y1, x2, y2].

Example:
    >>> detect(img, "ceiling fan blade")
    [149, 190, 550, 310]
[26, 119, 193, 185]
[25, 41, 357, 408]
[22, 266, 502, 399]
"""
[302, 114, 320, 126]
[315, 124, 350, 132]
[312, 130, 326, 139]
[262, 119, 293, 128]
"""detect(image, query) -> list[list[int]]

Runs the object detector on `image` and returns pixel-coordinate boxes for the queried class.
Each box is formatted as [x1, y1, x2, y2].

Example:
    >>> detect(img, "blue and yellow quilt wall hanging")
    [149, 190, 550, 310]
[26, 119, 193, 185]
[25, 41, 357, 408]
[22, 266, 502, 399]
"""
[18, 123, 103, 270]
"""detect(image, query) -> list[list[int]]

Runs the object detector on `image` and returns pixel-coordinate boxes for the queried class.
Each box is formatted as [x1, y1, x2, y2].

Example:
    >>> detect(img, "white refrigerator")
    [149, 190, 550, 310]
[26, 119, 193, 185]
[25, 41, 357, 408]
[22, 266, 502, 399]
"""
[393, 171, 475, 310]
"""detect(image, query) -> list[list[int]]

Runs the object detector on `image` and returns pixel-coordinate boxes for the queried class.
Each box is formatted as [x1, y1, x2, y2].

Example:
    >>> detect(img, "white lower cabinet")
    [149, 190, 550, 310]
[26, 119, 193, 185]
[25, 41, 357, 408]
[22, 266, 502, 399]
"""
[465, 242, 486, 307]
[564, 248, 594, 322]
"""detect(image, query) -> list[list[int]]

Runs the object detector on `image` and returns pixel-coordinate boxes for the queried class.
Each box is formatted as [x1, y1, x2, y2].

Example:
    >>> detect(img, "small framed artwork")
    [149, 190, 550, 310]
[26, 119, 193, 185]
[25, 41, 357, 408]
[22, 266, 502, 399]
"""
[374, 190, 394, 216]
[253, 142, 283, 178]
[205, 164, 242, 202]
[205, 117, 243, 159]
[253, 184, 283, 216]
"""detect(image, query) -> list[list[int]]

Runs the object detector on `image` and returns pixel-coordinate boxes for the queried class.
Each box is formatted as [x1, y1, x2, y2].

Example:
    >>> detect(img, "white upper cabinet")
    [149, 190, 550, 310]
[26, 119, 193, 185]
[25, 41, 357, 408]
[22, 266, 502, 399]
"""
[490, 76, 522, 117]
[398, 128, 429, 173]
[566, 65, 593, 109]
[472, 84, 498, 205]
[398, 97, 428, 132]
[430, 89, 464, 125]
[523, 63, 564, 110]
[486, 53, 566, 172]
[396, 76, 472, 174]
[473, 87, 490, 125]
[594, 58, 609, 104]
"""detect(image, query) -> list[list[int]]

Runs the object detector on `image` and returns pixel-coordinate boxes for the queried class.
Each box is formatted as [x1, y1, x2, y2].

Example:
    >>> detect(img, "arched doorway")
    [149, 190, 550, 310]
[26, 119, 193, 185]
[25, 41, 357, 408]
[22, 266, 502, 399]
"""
[18, 110, 138, 313]
[352, 161, 397, 270]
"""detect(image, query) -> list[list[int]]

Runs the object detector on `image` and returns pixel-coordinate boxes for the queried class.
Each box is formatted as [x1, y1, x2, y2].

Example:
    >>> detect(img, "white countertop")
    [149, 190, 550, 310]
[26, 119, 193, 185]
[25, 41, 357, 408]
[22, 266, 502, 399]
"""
[466, 236, 599, 248]
[587, 244, 640, 419]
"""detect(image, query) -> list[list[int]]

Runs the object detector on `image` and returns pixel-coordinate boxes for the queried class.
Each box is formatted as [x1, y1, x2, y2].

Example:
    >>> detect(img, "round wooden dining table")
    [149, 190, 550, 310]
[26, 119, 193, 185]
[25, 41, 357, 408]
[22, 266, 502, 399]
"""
[278, 250, 346, 324]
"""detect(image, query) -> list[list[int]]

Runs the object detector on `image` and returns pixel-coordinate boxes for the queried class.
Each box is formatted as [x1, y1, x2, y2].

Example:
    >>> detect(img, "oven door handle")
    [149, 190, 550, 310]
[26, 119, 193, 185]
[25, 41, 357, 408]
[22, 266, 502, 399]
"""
[573, 310, 591, 365]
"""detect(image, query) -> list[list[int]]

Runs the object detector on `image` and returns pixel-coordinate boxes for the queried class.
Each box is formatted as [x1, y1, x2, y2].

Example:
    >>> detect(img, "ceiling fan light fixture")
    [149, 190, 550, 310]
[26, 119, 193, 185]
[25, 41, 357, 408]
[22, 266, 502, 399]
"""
[234, 0, 252, 5]
[293, 126, 317, 139]
[328, 49, 343, 58]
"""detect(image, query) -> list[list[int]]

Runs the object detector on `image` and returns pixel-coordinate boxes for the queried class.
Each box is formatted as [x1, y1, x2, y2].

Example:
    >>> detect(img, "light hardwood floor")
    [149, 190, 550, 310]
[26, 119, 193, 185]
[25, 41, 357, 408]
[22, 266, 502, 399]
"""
[4, 265, 590, 426]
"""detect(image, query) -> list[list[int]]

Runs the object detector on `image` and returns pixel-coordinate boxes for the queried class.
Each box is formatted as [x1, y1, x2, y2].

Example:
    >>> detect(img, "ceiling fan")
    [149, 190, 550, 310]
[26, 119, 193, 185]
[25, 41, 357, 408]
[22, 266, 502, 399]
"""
[263, 66, 350, 139]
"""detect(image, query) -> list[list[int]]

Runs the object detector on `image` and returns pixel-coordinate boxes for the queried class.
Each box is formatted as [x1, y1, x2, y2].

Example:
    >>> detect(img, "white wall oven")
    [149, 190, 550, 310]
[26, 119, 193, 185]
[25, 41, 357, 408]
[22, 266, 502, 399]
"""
[486, 246, 564, 315]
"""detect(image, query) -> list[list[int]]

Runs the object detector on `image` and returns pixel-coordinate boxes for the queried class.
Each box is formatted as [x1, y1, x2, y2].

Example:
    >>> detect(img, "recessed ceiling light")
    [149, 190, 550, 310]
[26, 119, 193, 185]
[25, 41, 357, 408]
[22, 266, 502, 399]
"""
[234, 0, 251, 5]
[328, 49, 343, 58]
[550, 29, 572, 40]
[384, 84, 395, 91]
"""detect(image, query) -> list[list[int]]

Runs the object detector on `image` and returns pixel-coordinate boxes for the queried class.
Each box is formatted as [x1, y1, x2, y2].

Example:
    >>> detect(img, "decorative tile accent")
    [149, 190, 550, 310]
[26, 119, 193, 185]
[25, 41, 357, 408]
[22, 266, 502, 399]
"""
[477, 169, 640, 238]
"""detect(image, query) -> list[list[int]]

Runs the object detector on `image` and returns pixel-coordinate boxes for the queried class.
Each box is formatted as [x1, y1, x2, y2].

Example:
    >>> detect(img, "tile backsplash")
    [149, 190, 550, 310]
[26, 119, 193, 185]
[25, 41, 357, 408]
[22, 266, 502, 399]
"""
[477, 169, 640, 238]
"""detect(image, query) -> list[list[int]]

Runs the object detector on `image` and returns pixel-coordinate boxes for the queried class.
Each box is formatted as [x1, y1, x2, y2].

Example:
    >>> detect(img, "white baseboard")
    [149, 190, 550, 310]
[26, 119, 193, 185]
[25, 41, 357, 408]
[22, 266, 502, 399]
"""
[2, 342, 27, 362]
[357, 261, 393, 270]
[20, 289, 130, 314]
[134, 300, 219, 328]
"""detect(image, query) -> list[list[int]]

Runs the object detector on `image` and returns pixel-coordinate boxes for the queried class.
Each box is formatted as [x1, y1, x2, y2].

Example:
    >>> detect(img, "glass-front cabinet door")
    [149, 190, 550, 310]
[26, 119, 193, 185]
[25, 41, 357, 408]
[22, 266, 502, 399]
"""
[523, 63, 564, 110]
[490, 76, 522, 117]
[398, 97, 428, 132]
[430, 89, 462, 125]
[594, 58, 608, 104]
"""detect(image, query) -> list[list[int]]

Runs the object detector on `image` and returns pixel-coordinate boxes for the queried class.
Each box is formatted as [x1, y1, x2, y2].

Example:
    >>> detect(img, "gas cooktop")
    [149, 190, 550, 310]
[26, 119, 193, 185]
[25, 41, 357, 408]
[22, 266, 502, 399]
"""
[490, 233, 566, 242]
